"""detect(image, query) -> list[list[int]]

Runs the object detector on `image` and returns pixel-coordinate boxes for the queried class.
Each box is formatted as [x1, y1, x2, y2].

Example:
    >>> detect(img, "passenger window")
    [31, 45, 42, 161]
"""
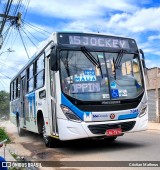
[10, 83, 13, 100]
[35, 54, 45, 89]
[14, 80, 16, 99]
[15, 78, 20, 98]
[27, 64, 34, 92]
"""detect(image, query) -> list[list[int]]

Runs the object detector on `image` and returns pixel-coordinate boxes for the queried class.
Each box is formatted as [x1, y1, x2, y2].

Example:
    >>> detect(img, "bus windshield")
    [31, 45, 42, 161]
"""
[60, 50, 144, 101]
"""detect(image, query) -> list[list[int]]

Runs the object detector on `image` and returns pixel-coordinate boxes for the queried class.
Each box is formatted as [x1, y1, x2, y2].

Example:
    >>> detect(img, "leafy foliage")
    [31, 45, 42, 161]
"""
[0, 127, 10, 143]
[0, 90, 10, 119]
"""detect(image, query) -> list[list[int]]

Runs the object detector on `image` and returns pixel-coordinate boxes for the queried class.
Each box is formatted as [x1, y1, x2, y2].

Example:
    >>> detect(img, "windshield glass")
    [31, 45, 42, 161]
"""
[60, 50, 143, 101]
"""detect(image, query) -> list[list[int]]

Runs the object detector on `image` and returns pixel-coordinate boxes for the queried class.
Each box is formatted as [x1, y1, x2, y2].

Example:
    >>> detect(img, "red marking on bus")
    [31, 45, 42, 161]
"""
[106, 128, 122, 136]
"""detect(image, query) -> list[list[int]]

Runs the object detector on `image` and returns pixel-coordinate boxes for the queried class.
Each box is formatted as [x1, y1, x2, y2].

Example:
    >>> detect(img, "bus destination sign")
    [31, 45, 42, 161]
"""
[69, 35, 130, 49]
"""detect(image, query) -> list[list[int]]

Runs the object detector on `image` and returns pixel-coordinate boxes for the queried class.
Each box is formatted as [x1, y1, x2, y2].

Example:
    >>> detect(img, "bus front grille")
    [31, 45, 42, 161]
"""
[88, 121, 136, 135]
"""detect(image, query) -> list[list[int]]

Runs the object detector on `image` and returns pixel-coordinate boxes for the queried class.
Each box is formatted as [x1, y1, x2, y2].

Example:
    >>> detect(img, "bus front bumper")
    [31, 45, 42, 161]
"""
[57, 113, 148, 141]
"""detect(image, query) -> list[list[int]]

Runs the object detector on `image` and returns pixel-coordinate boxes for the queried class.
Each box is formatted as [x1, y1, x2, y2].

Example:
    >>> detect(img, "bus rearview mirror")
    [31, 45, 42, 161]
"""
[139, 49, 146, 69]
[50, 49, 59, 71]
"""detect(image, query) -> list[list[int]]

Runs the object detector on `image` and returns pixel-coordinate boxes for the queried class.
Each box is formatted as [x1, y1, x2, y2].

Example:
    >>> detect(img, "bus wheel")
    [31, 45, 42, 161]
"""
[42, 124, 58, 148]
[17, 118, 25, 136]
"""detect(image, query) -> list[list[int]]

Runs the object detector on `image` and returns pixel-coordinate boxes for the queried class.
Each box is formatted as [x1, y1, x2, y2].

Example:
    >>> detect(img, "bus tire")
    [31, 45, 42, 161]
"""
[42, 123, 58, 148]
[17, 117, 25, 136]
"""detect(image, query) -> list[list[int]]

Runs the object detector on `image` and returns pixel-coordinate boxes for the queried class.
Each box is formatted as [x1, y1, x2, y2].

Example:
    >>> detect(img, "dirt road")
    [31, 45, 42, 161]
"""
[1, 121, 160, 170]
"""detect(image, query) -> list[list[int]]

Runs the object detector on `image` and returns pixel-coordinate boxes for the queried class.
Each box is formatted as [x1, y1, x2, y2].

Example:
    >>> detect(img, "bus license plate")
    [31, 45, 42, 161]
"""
[106, 128, 122, 136]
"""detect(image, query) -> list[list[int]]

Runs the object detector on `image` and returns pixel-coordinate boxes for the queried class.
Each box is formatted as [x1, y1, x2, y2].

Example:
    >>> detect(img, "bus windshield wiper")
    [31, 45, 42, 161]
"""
[81, 46, 103, 78]
[112, 49, 126, 80]
[114, 49, 125, 69]
[81, 46, 99, 66]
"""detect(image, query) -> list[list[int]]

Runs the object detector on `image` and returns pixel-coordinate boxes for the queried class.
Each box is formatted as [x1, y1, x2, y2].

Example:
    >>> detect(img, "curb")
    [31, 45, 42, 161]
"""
[0, 146, 17, 162]
[148, 122, 160, 131]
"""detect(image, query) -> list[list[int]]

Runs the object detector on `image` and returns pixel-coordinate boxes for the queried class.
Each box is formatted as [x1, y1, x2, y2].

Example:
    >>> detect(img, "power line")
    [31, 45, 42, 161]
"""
[0, 72, 11, 79]
[0, 0, 28, 50]
[23, 0, 30, 20]
[1, 27, 17, 61]
[22, 24, 41, 42]
[0, 0, 14, 35]
[12, 0, 22, 16]
[20, 26, 38, 48]
[18, 27, 30, 59]
[1, 23, 14, 51]
[25, 21, 52, 34]
[22, 20, 51, 36]
[0, 0, 11, 33]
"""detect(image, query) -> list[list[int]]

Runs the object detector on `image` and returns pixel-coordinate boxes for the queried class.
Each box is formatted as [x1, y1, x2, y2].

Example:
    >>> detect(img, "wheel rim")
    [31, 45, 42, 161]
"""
[42, 125, 49, 144]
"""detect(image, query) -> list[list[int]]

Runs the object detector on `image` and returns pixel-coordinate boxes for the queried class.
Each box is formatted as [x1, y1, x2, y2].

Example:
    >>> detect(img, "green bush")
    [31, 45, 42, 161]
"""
[0, 127, 10, 143]
[0, 90, 10, 119]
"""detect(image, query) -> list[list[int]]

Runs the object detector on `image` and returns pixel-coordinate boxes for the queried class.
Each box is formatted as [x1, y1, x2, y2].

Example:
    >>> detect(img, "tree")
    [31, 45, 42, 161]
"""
[0, 90, 10, 119]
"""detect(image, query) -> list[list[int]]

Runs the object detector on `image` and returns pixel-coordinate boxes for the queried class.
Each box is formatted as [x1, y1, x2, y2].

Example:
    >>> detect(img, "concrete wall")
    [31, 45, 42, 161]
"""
[147, 90, 157, 122]
[146, 67, 160, 122]
[146, 68, 160, 89]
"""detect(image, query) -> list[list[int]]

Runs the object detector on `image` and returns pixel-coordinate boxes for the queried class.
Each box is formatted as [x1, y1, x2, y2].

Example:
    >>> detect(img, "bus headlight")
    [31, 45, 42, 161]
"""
[60, 105, 82, 122]
[139, 105, 147, 117]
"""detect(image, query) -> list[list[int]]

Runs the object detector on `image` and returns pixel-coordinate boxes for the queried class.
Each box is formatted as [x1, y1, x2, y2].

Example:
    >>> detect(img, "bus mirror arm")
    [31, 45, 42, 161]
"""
[139, 49, 148, 75]
[139, 49, 149, 85]
[139, 49, 146, 69]
[50, 48, 59, 71]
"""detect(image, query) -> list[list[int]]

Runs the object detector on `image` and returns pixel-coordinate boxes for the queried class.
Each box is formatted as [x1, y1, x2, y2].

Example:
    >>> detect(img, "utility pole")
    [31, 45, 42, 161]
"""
[0, 12, 22, 49]
[0, 13, 17, 20]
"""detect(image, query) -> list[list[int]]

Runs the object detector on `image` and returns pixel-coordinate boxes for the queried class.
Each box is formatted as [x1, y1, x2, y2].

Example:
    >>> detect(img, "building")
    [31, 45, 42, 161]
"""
[146, 67, 160, 122]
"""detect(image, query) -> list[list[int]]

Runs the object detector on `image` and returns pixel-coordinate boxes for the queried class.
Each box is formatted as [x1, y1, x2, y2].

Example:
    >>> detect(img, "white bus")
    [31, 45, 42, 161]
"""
[10, 32, 148, 147]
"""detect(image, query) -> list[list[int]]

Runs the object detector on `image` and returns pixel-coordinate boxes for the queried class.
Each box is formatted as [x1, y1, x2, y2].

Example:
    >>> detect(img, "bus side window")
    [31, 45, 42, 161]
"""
[18, 77, 20, 98]
[10, 82, 13, 100]
[15, 78, 20, 98]
[14, 80, 16, 99]
[27, 64, 34, 92]
[35, 54, 45, 89]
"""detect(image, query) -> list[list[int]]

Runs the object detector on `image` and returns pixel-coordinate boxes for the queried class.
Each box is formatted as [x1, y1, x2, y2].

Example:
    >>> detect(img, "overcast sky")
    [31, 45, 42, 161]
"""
[0, 0, 160, 91]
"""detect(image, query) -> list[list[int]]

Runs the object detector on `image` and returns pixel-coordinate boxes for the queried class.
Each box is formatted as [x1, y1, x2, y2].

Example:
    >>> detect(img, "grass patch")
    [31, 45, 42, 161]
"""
[10, 152, 18, 159]
[0, 127, 11, 143]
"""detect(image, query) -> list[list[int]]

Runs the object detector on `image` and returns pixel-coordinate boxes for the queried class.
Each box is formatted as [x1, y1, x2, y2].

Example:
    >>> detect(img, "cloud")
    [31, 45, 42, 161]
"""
[107, 7, 160, 33]
[96, 0, 138, 12]
[148, 34, 160, 41]
[26, 0, 138, 19]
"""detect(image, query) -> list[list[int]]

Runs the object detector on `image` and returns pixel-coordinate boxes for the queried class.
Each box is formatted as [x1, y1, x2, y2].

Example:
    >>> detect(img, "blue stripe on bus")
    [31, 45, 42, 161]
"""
[61, 93, 91, 121]
[61, 93, 139, 121]
[118, 113, 138, 120]
[26, 91, 36, 118]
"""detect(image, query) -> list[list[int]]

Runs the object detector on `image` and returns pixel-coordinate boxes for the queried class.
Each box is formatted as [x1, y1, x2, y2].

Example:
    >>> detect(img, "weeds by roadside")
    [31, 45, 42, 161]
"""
[0, 127, 11, 143]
